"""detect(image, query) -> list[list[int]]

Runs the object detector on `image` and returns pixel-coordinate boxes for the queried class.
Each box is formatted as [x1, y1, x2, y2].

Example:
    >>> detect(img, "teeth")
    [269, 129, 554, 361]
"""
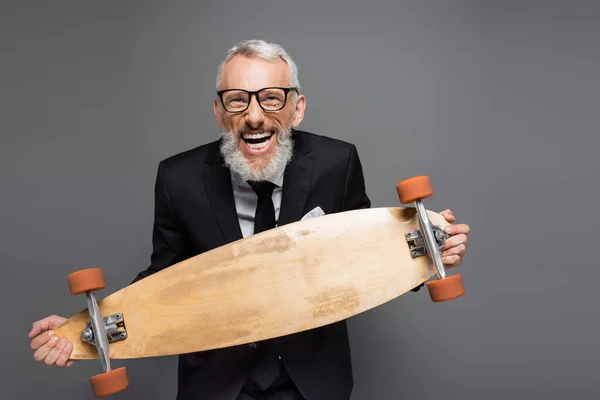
[243, 132, 272, 139]
[248, 141, 270, 149]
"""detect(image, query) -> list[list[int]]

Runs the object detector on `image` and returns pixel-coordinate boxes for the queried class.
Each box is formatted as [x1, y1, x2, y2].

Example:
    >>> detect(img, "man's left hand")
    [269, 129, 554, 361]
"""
[438, 209, 470, 268]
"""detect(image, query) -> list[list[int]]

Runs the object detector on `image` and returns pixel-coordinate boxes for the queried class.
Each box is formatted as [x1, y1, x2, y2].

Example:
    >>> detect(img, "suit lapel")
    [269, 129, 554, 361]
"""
[278, 132, 315, 226]
[203, 144, 244, 244]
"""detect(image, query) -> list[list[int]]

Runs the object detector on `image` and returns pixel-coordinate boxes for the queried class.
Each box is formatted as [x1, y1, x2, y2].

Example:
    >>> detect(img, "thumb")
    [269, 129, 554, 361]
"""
[440, 209, 456, 223]
[28, 315, 66, 338]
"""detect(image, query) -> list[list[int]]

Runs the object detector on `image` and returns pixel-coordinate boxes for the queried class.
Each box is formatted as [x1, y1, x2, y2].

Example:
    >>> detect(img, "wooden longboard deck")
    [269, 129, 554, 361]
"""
[54, 207, 448, 360]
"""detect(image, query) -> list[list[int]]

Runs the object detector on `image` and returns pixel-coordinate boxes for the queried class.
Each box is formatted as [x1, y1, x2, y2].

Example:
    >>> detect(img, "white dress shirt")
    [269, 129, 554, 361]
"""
[229, 169, 285, 238]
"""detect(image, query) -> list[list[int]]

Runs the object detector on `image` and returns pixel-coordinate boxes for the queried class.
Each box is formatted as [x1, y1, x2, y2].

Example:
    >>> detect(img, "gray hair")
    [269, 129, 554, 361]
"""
[216, 39, 301, 93]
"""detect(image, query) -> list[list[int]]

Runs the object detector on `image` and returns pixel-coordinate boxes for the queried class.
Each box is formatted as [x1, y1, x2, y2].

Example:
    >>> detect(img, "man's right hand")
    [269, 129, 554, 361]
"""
[29, 315, 75, 368]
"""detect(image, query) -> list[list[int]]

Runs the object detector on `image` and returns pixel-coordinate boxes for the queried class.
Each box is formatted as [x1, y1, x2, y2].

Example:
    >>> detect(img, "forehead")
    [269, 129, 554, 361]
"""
[220, 55, 290, 91]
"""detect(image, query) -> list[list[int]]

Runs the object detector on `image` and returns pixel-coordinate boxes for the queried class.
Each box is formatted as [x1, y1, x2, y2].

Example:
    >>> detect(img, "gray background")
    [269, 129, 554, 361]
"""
[2, 0, 599, 399]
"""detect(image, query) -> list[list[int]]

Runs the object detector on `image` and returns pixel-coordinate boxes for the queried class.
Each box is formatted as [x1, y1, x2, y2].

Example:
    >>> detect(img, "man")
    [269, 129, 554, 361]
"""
[29, 40, 470, 399]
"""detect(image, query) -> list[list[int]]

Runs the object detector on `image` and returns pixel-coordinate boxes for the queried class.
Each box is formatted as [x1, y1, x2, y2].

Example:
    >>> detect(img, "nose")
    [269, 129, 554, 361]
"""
[244, 94, 265, 129]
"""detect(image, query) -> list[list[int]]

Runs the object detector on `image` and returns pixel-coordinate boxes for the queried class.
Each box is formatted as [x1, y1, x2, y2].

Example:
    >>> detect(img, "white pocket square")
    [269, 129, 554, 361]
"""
[301, 206, 325, 220]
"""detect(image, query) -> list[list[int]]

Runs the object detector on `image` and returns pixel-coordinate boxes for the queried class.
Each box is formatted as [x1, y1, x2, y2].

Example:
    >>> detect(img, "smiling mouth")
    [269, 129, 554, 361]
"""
[241, 131, 274, 149]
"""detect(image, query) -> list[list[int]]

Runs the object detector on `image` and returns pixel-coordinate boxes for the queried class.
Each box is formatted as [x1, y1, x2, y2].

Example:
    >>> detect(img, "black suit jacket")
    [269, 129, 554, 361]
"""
[132, 130, 373, 400]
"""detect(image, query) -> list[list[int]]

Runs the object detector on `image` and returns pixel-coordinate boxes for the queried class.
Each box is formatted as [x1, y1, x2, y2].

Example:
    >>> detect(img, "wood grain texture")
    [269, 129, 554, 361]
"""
[53, 207, 448, 360]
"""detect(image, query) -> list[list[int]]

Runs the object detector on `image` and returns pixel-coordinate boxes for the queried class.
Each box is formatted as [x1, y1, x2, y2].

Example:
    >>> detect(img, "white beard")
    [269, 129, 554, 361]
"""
[219, 126, 294, 182]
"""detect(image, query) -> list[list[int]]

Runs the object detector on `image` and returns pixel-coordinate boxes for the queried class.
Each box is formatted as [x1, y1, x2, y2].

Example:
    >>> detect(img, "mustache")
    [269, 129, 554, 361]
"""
[234, 124, 281, 135]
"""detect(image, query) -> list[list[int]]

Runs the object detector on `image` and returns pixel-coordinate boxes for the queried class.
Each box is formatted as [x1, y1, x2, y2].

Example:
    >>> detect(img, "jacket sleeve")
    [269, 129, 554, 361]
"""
[131, 161, 193, 283]
[340, 144, 371, 211]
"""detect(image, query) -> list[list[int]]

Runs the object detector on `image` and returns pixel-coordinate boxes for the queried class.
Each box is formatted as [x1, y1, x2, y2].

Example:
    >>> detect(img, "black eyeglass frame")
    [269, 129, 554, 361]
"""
[217, 87, 299, 113]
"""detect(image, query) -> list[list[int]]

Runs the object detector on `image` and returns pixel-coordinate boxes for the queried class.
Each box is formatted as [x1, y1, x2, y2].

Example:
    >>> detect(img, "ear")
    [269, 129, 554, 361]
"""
[291, 94, 306, 127]
[213, 98, 223, 128]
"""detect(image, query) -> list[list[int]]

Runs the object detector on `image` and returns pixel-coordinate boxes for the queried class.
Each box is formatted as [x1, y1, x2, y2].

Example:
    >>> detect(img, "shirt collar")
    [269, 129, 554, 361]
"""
[230, 167, 285, 190]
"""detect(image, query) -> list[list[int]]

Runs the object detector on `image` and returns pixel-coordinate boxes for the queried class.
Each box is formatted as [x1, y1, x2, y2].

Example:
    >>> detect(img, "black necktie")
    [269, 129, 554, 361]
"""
[246, 180, 282, 390]
[247, 180, 277, 234]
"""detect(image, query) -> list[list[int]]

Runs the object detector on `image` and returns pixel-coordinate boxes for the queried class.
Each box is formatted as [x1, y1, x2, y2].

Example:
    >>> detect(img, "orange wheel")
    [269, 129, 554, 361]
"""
[396, 175, 434, 204]
[90, 367, 129, 398]
[68, 268, 106, 295]
[426, 274, 466, 302]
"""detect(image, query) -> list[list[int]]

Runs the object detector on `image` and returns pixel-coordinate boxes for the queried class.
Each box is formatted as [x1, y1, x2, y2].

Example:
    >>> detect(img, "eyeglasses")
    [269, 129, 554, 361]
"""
[217, 87, 298, 113]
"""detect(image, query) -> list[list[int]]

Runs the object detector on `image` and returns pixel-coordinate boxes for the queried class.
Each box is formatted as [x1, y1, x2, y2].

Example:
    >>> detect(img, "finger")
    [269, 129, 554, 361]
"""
[441, 243, 466, 257]
[45, 338, 68, 366]
[58, 360, 75, 368]
[29, 315, 64, 338]
[30, 330, 55, 350]
[441, 233, 468, 250]
[33, 335, 60, 362]
[55, 342, 74, 368]
[29, 318, 51, 338]
[445, 223, 470, 235]
[439, 209, 456, 223]
[442, 255, 462, 267]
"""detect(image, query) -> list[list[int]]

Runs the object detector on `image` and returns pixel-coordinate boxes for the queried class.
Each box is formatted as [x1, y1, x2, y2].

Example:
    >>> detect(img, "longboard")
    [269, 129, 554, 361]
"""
[52, 175, 466, 397]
